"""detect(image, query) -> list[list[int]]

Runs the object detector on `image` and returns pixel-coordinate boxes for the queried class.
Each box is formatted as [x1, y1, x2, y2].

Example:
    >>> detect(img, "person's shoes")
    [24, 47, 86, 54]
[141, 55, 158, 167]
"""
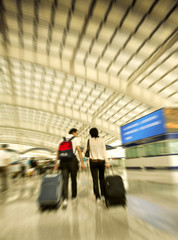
[62, 199, 68, 208]
[101, 196, 105, 203]
[96, 198, 101, 206]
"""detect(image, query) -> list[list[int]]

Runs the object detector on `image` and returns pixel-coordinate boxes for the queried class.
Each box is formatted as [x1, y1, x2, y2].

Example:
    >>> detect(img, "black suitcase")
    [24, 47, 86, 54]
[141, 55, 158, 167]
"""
[104, 175, 126, 207]
[37, 173, 63, 210]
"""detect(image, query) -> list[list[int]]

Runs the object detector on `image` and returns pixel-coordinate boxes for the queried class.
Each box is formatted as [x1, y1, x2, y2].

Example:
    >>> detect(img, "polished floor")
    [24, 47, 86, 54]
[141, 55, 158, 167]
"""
[0, 168, 178, 240]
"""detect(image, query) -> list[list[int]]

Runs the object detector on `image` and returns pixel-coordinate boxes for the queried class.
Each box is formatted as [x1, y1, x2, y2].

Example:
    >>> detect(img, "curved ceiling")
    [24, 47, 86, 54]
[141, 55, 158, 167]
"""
[0, 0, 177, 151]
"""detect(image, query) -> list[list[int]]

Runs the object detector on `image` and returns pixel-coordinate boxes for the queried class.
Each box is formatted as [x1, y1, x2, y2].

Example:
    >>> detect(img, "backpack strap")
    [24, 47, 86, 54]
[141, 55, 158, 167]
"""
[87, 139, 90, 150]
[62, 136, 75, 141]
[69, 136, 76, 155]
[68, 136, 75, 142]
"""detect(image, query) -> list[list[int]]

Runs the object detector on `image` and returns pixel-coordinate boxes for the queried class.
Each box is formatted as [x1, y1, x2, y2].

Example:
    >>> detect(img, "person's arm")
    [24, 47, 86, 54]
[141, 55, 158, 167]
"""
[102, 140, 110, 168]
[54, 150, 59, 170]
[76, 146, 85, 170]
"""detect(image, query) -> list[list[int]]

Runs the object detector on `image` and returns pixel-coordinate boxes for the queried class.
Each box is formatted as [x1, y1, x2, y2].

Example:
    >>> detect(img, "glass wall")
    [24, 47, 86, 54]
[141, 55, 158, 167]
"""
[125, 139, 178, 159]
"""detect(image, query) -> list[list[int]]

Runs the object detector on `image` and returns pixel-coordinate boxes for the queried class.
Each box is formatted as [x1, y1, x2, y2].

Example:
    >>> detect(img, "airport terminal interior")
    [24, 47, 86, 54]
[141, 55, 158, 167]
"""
[0, 0, 178, 239]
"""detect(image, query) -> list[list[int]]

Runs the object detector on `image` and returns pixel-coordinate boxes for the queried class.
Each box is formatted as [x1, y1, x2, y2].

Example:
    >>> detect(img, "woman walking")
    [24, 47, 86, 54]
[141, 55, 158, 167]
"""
[84, 128, 110, 204]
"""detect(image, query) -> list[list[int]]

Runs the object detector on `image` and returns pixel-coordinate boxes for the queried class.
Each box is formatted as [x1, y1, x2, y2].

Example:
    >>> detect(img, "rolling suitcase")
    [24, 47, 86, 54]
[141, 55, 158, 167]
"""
[104, 174, 126, 208]
[37, 173, 63, 210]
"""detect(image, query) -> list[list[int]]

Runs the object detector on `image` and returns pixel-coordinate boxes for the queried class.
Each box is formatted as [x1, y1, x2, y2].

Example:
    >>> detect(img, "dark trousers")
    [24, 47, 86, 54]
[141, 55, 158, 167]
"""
[0, 166, 8, 191]
[90, 160, 105, 199]
[60, 157, 79, 200]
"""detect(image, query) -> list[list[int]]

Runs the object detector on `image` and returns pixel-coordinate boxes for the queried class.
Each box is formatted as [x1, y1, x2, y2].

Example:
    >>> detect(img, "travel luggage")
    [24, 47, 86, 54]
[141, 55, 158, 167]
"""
[37, 173, 63, 210]
[104, 174, 126, 208]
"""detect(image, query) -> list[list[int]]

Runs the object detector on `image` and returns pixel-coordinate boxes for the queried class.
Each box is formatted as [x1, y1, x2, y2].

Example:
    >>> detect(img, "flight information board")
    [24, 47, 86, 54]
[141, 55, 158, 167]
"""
[164, 108, 178, 133]
[120, 109, 166, 144]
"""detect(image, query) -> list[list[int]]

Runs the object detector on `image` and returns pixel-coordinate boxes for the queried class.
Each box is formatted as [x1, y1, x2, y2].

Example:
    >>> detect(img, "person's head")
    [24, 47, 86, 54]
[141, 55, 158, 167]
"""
[1, 144, 8, 149]
[69, 128, 78, 137]
[89, 128, 99, 138]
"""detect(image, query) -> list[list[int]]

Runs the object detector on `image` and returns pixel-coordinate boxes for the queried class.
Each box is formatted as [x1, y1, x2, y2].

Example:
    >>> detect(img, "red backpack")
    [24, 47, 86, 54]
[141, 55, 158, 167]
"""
[58, 136, 75, 160]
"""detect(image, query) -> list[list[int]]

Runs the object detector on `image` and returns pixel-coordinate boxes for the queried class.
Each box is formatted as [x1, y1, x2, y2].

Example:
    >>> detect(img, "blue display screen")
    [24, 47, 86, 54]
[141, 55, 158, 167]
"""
[120, 109, 166, 144]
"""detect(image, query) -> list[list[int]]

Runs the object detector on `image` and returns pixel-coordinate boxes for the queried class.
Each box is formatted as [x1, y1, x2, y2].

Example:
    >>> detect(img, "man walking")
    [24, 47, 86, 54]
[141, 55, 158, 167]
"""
[0, 144, 10, 192]
[56, 128, 85, 208]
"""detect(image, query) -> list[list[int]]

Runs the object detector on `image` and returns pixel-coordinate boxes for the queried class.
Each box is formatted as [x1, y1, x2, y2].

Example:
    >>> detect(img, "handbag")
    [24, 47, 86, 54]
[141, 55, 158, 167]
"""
[85, 140, 90, 158]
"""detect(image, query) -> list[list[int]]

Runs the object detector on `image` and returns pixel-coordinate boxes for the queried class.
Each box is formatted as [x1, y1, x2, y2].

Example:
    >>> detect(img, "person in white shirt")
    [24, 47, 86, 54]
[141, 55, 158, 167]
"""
[56, 128, 85, 208]
[83, 128, 110, 204]
[0, 144, 10, 192]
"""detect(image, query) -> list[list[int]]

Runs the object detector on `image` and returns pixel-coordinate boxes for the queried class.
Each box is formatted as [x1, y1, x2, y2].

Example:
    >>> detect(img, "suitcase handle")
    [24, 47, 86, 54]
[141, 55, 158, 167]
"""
[105, 159, 114, 176]
[105, 159, 121, 176]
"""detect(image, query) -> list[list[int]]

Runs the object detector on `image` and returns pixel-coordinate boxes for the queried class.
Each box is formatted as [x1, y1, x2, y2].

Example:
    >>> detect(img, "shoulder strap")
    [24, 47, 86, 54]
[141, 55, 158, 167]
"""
[70, 136, 76, 155]
[86, 139, 90, 151]
[62, 136, 75, 142]
[68, 136, 75, 141]
[87, 139, 90, 149]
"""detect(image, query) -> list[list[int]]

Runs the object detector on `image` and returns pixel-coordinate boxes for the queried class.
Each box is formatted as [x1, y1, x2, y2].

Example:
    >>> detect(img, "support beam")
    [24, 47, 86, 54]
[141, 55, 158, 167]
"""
[0, 98, 121, 138]
[92, 92, 118, 120]
[0, 45, 173, 109]
[127, 31, 178, 86]
[0, 125, 63, 139]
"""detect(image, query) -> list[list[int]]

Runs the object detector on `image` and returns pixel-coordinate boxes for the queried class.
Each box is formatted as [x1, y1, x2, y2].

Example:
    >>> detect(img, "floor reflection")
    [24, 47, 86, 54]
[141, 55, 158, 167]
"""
[0, 169, 178, 240]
